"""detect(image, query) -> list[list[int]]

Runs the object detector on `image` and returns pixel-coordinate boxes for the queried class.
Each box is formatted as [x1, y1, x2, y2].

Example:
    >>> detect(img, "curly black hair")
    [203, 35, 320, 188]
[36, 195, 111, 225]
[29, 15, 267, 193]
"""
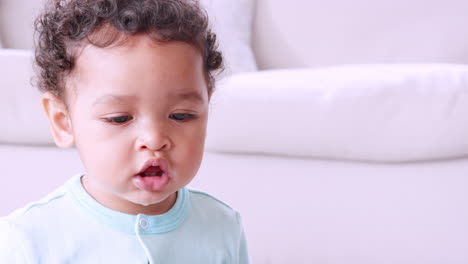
[34, 0, 223, 99]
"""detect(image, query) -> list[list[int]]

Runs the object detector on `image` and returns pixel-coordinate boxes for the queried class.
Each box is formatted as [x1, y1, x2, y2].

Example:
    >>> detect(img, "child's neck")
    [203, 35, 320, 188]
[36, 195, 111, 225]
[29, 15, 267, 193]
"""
[81, 176, 177, 215]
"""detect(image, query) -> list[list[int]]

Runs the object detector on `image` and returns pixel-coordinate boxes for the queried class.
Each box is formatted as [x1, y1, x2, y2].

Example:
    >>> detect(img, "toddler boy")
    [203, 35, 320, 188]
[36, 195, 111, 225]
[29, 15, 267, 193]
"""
[0, 0, 249, 263]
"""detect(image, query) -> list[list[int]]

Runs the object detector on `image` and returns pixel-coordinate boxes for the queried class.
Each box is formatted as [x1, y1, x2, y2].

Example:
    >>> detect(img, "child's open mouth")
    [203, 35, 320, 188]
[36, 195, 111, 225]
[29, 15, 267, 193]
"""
[139, 166, 164, 177]
[133, 158, 170, 191]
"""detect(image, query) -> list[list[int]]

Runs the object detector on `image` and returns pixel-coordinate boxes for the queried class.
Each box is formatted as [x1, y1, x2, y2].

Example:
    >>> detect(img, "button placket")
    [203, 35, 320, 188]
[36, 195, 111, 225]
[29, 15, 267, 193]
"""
[135, 216, 153, 264]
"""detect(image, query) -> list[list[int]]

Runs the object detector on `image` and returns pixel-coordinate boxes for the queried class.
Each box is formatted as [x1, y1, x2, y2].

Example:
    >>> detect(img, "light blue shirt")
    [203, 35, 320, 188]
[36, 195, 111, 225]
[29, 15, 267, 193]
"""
[0, 174, 249, 263]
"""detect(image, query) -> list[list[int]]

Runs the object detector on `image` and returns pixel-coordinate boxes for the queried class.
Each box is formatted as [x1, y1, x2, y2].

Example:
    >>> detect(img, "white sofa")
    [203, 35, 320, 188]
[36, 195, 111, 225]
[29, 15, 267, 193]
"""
[2, 1, 468, 263]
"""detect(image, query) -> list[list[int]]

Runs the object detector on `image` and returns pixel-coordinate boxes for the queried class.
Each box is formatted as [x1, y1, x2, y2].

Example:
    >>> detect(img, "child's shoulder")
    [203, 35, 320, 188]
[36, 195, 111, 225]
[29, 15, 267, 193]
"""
[187, 188, 242, 224]
[0, 181, 71, 260]
[5, 178, 74, 226]
[188, 189, 233, 209]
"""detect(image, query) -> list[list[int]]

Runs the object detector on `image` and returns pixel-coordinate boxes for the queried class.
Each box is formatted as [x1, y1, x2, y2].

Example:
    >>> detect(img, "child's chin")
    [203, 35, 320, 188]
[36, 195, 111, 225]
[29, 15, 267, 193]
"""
[130, 195, 168, 207]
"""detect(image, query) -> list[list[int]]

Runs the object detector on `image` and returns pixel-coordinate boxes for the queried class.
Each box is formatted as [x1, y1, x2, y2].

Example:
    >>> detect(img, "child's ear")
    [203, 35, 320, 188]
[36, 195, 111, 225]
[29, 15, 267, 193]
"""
[41, 92, 75, 148]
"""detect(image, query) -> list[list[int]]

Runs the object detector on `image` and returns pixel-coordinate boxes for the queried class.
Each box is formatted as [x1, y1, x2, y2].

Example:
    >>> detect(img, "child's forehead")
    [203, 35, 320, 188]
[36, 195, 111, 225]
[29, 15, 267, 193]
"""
[65, 36, 208, 104]
[74, 35, 203, 72]
[71, 36, 202, 80]
[79, 32, 201, 57]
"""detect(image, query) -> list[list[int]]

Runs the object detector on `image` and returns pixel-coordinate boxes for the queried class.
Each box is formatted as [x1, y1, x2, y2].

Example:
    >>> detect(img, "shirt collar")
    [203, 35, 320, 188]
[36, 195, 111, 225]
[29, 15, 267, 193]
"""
[67, 174, 190, 234]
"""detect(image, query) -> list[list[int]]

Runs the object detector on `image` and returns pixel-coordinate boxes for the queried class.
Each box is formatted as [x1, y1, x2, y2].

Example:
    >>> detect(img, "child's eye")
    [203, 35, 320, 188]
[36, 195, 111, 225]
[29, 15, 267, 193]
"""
[169, 113, 196, 122]
[104, 115, 133, 124]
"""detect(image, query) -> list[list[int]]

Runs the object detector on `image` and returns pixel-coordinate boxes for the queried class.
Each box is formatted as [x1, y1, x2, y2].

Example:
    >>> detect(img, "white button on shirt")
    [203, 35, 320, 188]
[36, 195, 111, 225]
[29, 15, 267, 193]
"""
[139, 217, 148, 229]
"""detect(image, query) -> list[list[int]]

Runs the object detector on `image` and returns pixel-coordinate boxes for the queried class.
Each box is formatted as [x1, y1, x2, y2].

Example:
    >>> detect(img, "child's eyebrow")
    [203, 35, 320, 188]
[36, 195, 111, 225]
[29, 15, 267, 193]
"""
[92, 92, 205, 106]
[173, 91, 205, 103]
[92, 94, 138, 106]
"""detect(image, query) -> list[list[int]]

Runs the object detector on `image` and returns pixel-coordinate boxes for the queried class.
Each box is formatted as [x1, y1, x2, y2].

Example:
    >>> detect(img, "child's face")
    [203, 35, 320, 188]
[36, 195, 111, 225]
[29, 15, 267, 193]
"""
[44, 35, 209, 214]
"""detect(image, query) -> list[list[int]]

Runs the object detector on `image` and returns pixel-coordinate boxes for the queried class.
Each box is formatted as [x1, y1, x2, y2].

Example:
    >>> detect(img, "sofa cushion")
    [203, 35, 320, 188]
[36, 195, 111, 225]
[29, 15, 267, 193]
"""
[206, 65, 468, 162]
[201, 0, 257, 74]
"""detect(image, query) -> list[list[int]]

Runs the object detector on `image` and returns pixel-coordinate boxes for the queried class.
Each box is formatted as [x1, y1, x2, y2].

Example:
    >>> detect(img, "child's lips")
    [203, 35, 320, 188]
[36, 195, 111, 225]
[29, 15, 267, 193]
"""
[139, 166, 163, 177]
[134, 158, 170, 191]
[133, 172, 169, 191]
[137, 158, 169, 175]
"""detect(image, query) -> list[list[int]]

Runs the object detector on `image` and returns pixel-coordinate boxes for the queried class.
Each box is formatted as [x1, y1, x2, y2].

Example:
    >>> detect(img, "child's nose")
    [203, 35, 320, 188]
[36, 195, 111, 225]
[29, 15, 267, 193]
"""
[135, 122, 172, 152]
